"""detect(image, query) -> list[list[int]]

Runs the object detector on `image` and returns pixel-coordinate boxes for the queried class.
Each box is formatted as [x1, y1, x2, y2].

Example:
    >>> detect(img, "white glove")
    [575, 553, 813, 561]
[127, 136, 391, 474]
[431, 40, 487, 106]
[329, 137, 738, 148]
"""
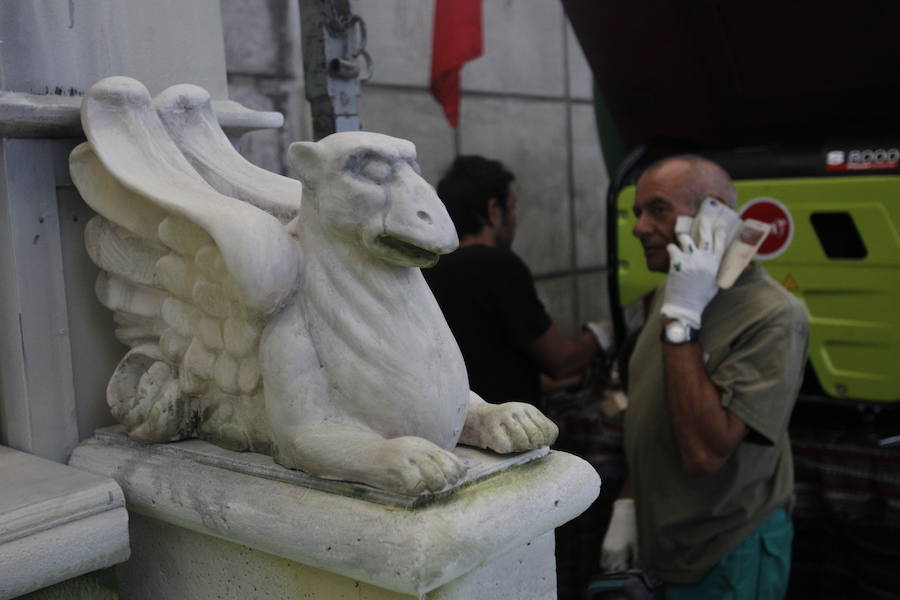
[660, 216, 726, 329]
[600, 498, 638, 572]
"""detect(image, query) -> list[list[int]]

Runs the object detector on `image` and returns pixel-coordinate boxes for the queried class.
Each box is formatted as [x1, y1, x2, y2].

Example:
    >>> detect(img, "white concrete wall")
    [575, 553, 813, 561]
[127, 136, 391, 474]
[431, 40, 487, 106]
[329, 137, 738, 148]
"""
[220, 0, 611, 333]
[0, 0, 228, 98]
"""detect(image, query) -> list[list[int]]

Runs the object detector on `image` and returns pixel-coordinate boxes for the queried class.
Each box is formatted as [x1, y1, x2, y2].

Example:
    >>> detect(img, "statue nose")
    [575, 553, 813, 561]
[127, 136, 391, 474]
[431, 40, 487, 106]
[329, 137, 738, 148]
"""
[416, 210, 433, 224]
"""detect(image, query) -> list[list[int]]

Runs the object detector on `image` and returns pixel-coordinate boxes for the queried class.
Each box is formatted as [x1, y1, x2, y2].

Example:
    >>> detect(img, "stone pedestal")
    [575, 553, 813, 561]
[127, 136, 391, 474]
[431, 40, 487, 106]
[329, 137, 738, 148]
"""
[0, 446, 129, 599]
[70, 432, 600, 599]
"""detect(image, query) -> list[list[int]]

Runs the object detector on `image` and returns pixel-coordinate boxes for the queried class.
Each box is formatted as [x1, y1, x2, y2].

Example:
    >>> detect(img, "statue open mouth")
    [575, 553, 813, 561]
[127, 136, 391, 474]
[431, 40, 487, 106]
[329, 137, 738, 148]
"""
[375, 234, 440, 266]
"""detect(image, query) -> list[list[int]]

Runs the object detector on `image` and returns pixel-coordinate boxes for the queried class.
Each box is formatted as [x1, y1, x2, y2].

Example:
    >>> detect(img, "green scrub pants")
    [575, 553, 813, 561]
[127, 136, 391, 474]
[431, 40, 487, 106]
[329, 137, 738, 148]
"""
[665, 508, 793, 600]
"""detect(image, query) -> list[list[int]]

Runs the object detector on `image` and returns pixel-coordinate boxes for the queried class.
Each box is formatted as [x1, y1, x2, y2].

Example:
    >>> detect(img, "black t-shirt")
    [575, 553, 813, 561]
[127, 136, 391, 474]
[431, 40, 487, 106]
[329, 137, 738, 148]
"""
[423, 244, 552, 407]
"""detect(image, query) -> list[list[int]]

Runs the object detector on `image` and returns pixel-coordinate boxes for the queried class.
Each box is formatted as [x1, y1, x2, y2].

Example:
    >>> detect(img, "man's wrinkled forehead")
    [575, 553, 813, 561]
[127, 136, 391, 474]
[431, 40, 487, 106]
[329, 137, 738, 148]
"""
[635, 160, 697, 206]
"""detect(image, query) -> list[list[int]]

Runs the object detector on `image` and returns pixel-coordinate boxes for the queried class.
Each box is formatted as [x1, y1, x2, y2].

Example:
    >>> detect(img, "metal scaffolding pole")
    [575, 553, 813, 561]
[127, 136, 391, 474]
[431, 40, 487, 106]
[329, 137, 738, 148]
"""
[298, 0, 372, 140]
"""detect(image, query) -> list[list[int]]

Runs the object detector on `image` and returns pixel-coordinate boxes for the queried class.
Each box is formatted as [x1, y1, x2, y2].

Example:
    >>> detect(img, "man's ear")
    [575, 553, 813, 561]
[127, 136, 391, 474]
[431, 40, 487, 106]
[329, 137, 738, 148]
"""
[485, 197, 502, 229]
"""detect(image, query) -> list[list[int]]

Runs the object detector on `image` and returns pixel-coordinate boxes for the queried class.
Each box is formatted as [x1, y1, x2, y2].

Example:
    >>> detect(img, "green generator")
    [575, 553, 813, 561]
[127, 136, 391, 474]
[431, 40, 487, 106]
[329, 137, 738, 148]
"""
[611, 144, 900, 403]
[560, 1, 900, 404]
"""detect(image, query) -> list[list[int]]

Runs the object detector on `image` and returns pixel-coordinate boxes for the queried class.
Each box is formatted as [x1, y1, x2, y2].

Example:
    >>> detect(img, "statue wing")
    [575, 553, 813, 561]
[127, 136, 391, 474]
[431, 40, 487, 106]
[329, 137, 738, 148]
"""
[153, 83, 301, 224]
[70, 76, 300, 444]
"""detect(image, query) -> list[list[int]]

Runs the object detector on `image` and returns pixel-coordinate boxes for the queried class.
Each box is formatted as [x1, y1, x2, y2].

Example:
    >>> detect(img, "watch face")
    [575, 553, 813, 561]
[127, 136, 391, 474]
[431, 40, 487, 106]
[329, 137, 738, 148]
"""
[666, 321, 689, 344]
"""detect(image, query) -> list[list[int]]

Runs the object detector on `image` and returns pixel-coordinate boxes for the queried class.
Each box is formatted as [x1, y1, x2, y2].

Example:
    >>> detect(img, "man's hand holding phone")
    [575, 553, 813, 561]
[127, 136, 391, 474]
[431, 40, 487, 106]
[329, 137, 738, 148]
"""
[663, 197, 773, 327]
[661, 215, 727, 329]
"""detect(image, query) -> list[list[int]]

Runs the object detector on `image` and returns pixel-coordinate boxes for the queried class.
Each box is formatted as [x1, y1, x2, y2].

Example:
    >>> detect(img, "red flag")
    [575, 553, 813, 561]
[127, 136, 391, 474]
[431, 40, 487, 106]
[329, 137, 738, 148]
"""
[430, 0, 483, 127]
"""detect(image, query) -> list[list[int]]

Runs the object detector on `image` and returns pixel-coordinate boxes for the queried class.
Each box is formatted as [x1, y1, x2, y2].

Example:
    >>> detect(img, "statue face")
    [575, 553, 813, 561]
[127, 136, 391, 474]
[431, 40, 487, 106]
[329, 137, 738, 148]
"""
[363, 159, 459, 267]
[296, 133, 459, 268]
[360, 157, 459, 268]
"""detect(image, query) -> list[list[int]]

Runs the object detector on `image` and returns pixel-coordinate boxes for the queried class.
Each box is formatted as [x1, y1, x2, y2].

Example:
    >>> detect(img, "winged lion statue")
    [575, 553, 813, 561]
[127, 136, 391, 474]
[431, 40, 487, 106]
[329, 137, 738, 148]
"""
[70, 76, 558, 496]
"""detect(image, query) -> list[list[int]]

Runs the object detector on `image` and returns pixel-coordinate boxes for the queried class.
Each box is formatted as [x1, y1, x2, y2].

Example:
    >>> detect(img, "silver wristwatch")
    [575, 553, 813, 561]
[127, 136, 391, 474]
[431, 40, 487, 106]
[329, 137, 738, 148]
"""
[661, 319, 699, 345]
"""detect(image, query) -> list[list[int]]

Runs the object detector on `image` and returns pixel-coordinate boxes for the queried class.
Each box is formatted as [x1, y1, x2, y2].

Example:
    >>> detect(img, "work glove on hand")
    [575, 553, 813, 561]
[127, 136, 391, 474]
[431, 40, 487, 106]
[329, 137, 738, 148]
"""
[600, 498, 639, 572]
[661, 216, 727, 329]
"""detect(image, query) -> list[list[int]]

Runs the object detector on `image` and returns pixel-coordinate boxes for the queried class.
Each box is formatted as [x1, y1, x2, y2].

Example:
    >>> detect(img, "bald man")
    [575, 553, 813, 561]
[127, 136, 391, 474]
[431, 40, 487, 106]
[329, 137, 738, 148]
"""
[600, 156, 808, 599]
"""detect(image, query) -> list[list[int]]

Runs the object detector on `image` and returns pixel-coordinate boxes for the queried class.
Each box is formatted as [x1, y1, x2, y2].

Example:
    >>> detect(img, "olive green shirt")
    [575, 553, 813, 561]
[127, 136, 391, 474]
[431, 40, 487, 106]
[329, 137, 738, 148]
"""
[625, 263, 809, 583]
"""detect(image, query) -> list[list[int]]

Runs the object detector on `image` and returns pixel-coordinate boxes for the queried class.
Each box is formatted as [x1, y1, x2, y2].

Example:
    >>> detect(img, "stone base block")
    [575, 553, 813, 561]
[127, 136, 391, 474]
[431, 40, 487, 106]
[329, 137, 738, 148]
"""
[70, 434, 600, 598]
[0, 446, 128, 600]
[16, 569, 118, 600]
[119, 514, 556, 600]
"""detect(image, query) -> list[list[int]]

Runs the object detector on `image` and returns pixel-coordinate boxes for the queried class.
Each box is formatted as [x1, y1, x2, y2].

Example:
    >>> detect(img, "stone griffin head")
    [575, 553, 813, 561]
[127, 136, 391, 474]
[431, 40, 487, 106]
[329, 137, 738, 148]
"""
[289, 132, 458, 268]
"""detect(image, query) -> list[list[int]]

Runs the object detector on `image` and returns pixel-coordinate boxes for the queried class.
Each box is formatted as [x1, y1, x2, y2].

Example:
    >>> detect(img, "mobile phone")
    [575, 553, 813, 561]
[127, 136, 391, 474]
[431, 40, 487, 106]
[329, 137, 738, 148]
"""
[689, 197, 741, 248]
[674, 197, 771, 289]
[717, 219, 771, 288]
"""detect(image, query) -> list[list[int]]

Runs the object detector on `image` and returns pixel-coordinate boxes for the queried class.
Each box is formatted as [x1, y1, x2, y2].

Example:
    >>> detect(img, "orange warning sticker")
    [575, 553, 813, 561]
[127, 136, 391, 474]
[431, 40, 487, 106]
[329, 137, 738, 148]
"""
[782, 274, 799, 292]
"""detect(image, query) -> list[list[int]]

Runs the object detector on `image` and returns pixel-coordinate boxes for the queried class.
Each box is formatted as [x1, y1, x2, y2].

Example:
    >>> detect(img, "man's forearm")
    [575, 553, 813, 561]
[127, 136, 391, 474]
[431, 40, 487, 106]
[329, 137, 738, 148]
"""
[559, 332, 601, 377]
[662, 338, 746, 474]
[527, 327, 598, 380]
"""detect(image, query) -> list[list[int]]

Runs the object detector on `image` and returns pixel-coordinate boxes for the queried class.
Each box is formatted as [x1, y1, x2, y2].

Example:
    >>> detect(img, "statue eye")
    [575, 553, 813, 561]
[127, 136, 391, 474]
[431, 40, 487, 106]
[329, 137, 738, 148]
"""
[361, 159, 393, 182]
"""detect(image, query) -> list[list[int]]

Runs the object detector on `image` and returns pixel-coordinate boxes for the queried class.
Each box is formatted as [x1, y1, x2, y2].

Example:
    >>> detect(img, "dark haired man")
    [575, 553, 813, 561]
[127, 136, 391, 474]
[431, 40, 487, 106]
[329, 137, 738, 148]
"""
[424, 155, 606, 410]
[601, 155, 808, 599]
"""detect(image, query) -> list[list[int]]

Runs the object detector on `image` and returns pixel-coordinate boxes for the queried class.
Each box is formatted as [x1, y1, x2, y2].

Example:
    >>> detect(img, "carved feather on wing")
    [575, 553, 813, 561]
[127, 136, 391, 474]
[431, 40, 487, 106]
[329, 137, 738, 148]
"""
[70, 76, 301, 449]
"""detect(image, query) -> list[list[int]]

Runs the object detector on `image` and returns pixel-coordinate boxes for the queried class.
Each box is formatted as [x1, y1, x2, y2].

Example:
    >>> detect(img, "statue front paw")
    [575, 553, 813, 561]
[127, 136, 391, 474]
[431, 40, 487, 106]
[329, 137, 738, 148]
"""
[462, 402, 559, 453]
[371, 436, 468, 495]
